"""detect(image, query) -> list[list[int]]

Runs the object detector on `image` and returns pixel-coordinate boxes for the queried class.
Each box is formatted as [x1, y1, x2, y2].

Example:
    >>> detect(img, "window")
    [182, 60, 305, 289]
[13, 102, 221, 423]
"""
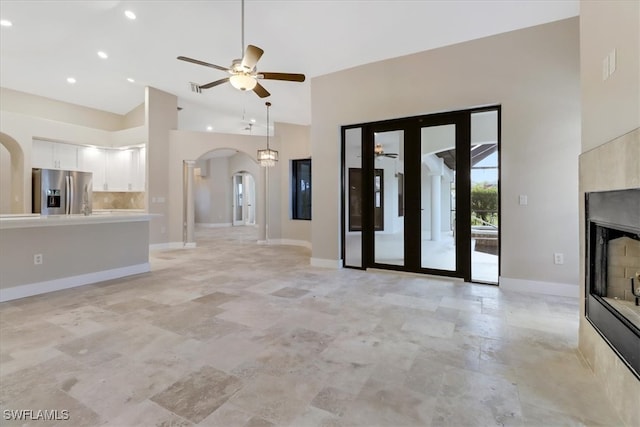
[292, 159, 311, 220]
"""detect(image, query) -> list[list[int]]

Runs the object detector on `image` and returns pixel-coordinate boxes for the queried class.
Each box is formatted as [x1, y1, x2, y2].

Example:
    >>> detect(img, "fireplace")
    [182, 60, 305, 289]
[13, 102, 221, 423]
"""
[585, 188, 640, 379]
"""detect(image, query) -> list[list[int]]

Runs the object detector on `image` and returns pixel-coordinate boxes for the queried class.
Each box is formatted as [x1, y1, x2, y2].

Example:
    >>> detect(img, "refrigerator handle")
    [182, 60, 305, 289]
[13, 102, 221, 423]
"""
[67, 175, 73, 215]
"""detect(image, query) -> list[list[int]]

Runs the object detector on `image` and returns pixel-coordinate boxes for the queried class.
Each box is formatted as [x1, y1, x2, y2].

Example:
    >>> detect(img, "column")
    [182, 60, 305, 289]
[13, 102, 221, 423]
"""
[183, 160, 196, 247]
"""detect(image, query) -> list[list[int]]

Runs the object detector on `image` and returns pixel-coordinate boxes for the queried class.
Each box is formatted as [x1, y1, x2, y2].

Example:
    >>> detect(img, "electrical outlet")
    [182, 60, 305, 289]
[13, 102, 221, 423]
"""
[34, 254, 43, 265]
[554, 253, 564, 265]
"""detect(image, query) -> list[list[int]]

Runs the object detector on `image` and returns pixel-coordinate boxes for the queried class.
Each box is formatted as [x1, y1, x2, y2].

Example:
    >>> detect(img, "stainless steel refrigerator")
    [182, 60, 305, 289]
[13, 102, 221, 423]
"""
[32, 168, 93, 215]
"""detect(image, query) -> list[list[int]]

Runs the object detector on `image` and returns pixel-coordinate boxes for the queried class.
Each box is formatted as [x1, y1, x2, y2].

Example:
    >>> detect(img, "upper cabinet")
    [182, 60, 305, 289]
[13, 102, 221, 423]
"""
[32, 139, 79, 170]
[34, 139, 145, 192]
[78, 146, 106, 191]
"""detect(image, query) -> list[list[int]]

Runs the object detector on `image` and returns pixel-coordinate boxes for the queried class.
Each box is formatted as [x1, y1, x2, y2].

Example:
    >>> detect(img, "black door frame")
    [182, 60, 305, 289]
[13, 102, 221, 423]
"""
[341, 105, 501, 283]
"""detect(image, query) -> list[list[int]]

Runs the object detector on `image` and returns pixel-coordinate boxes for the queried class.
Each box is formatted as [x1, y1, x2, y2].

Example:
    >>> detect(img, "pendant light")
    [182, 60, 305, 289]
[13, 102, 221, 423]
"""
[257, 101, 278, 167]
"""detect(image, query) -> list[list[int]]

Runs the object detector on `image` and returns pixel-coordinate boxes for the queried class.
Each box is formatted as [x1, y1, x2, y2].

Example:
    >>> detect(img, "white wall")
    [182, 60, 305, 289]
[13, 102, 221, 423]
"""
[310, 18, 581, 292]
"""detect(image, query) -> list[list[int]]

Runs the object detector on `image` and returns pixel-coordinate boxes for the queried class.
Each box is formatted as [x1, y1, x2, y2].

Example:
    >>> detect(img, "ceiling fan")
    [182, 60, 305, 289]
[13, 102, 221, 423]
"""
[375, 144, 398, 158]
[177, 0, 305, 98]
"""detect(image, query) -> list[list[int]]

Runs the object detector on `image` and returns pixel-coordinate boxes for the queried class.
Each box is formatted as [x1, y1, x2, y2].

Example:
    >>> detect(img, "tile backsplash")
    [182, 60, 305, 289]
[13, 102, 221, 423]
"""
[93, 192, 145, 210]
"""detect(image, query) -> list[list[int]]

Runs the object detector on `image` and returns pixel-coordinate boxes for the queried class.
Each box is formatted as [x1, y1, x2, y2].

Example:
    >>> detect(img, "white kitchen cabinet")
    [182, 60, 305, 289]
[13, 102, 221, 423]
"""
[32, 139, 79, 170]
[131, 147, 146, 191]
[79, 146, 107, 191]
[33, 140, 146, 192]
[105, 149, 133, 191]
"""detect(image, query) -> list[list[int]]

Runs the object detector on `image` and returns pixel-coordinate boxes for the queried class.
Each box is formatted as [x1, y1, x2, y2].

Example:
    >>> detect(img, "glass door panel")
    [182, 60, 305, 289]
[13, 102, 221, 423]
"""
[344, 127, 363, 268]
[471, 110, 499, 283]
[373, 130, 404, 266]
[420, 124, 456, 271]
[232, 174, 243, 225]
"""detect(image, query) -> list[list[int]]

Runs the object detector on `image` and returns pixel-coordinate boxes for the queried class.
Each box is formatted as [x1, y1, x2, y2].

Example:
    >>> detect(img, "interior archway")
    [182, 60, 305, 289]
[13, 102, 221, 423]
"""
[191, 148, 262, 244]
[0, 132, 25, 214]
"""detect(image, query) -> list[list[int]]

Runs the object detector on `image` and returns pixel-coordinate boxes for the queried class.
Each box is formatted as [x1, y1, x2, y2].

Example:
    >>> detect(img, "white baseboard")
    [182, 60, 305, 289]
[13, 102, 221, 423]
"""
[184, 242, 197, 249]
[196, 222, 232, 228]
[499, 277, 579, 298]
[149, 242, 185, 251]
[0, 263, 150, 302]
[310, 257, 343, 269]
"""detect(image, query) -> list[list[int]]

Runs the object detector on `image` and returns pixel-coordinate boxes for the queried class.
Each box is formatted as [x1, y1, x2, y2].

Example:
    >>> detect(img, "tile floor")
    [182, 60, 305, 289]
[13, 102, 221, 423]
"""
[0, 226, 624, 426]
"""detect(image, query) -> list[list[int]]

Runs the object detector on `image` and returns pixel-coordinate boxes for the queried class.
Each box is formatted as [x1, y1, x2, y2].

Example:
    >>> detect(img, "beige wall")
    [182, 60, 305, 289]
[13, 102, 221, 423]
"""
[194, 157, 232, 225]
[145, 87, 177, 246]
[310, 18, 581, 289]
[0, 220, 149, 289]
[578, 1, 640, 425]
[277, 123, 312, 245]
[0, 87, 126, 131]
[580, 1, 640, 151]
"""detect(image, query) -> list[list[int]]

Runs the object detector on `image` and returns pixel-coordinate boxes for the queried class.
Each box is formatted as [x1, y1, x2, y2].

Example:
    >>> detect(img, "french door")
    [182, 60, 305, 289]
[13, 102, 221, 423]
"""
[343, 107, 500, 283]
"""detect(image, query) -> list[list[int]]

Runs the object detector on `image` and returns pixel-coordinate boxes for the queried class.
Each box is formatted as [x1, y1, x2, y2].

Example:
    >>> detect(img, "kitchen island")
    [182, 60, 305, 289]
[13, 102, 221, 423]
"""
[0, 212, 154, 302]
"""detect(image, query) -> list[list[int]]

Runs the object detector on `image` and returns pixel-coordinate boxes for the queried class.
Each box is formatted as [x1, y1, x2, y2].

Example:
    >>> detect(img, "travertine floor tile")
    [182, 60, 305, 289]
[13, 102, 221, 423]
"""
[0, 226, 625, 426]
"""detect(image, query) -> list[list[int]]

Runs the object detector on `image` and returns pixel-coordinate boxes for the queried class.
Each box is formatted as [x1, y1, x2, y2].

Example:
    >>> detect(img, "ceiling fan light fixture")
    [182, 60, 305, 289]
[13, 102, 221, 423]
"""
[230, 74, 257, 91]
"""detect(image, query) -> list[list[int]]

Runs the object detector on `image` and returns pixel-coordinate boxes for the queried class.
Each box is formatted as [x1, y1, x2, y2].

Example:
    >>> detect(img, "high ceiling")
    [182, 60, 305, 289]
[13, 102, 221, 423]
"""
[0, 1, 578, 135]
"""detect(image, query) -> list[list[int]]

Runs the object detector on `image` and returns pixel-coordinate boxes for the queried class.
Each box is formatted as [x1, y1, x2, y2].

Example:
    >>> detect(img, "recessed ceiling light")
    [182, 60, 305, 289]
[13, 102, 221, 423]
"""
[206, 126, 213, 132]
[124, 10, 136, 20]
[67, 77, 76, 84]
[97, 51, 108, 59]
[127, 77, 135, 83]
[0, 19, 12, 27]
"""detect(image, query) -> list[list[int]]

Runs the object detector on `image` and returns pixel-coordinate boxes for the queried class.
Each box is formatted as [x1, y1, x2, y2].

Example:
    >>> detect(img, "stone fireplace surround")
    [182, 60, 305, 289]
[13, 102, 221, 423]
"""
[579, 128, 640, 426]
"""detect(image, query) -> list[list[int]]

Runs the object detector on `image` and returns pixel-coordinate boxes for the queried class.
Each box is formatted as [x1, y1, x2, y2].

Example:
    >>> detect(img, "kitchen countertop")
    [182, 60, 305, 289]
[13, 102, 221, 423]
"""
[0, 211, 156, 229]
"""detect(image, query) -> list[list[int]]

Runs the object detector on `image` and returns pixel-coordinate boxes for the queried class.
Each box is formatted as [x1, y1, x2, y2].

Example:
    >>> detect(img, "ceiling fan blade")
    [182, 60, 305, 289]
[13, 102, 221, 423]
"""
[261, 72, 306, 82]
[199, 77, 230, 90]
[253, 82, 270, 98]
[241, 45, 264, 70]
[177, 56, 229, 72]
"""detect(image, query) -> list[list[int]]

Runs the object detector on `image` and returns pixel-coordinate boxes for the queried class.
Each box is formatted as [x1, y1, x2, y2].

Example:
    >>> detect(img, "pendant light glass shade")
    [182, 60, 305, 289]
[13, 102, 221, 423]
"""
[257, 148, 278, 167]
[230, 74, 257, 91]
[258, 102, 278, 167]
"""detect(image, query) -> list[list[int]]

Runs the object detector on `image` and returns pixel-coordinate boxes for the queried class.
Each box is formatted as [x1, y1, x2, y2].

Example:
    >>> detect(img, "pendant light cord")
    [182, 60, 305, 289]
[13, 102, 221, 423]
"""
[266, 101, 271, 149]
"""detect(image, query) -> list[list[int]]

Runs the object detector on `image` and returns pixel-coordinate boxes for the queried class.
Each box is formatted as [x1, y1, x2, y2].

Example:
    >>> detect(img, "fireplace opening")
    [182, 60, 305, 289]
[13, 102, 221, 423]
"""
[585, 189, 640, 379]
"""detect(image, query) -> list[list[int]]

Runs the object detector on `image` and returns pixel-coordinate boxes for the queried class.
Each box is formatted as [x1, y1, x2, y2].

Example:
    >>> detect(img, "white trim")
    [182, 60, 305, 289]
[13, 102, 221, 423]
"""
[499, 277, 579, 298]
[0, 263, 150, 302]
[195, 222, 232, 228]
[268, 239, 312, 250]
[310, 257, 343, 269]
[184, 242, 197, 249]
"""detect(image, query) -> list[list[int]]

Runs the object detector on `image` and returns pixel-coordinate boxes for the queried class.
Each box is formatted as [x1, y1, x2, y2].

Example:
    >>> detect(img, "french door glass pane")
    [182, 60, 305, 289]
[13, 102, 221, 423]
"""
[421, 124, 456, 271]
[374, 130, 404, 266]
[345, 127, 363, 267]
[471, 110, 499, 283]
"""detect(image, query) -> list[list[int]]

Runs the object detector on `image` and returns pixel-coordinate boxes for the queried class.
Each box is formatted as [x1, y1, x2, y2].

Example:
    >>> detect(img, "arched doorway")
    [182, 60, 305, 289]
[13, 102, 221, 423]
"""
[232, 172, 256, 226]
[190, 148, 261, 245]
[0, 132, 25, 214]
